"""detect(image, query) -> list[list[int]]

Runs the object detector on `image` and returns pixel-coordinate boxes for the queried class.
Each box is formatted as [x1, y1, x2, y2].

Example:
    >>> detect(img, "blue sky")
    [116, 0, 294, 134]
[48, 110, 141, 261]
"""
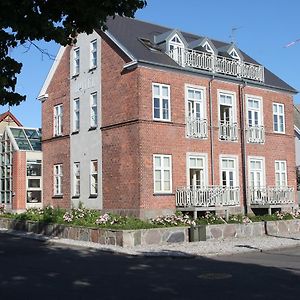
[6, 0, 300, 128]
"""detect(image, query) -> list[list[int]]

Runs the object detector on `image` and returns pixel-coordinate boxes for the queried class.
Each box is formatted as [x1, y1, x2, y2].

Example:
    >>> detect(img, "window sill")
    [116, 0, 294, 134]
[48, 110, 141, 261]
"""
[72, 195, 80, 199]
[273, 131, 286, 135]
[88, 126, 97, 131]
[88, 67, 97, 72]
[52, 195, 63, 199]
[89, 194, 98, 199]
[153, 119, 172, 123]
[153, 193, 175, 196]
[72, 74, 79, 79]
[71, 131, 79, 135]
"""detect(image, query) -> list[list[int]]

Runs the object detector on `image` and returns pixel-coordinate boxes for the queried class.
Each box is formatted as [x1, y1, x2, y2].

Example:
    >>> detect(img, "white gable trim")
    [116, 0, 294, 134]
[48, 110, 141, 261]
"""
[37, 46, 66, 101]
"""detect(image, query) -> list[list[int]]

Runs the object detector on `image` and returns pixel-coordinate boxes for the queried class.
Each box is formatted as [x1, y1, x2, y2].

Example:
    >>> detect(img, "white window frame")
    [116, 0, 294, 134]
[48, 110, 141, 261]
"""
[248, 156, 266, 187]
[229, 48, 241, 60]
[73, 48, 80, 76]
[168, 34, 184, 52]
[186, 153, 208, 187]
[273, 102, 285, 134]
[275, 160, 287, 187]
[218, 90, 237, 123]
[219, 155, 239, 187]
[53, 104, 63, 137]
[90, 160, 98, 196]
[152, 83, 171, 121]
[246, 95, 263, 127]
[90, 92, 98, 128]
[73, 162, 80, 197]
[185, 84, 206, 120]
[153, 154, 172, 194]
[202, 41, 214, 54]
[90, 40, 97, 69]
[53, 164, 63, 196]
[73, 98, 80, 132]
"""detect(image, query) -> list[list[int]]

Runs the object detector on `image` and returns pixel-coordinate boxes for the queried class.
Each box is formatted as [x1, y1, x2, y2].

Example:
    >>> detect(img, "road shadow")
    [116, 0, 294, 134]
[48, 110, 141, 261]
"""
[0, 232, 299, 300]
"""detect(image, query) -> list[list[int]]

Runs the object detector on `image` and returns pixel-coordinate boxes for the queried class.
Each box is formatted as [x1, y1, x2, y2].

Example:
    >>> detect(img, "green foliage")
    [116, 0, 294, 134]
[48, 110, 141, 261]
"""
[0, 0, 147, 105]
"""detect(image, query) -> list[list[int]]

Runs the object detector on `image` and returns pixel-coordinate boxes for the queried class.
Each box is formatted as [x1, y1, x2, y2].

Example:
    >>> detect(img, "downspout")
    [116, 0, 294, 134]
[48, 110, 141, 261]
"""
[209, 77, 215, 185]
[239, 81, 248, 214]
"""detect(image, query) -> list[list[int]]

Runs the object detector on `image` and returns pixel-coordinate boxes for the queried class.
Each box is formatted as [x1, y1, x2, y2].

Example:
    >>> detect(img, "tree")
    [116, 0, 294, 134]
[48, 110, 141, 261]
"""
[0, 0, 147, 106]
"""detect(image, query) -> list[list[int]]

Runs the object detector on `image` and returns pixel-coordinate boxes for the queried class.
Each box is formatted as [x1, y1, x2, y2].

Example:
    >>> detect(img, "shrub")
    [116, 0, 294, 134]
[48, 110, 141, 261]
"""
[195, 212, 225, 225]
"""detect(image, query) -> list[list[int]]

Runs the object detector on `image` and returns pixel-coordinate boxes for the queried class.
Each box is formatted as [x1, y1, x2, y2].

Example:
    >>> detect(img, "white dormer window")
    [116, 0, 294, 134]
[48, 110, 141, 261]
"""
[168, 34, 184, 64]
[229, 48, 240, 60]
[202, 41, 214, 54]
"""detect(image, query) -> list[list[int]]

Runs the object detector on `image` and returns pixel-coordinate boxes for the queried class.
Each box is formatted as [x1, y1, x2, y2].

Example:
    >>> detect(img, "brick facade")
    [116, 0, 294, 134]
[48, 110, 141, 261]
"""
[42, 46, 71, 208]
[12, 151, 26, 210]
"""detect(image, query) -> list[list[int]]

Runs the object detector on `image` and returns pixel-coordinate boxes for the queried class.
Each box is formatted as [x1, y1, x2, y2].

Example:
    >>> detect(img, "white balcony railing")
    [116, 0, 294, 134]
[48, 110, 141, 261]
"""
[176, 186, 240, 208]
[219, 121, 238, 141]
[186, 117, 208, 139]
[247, 126, 265, 143]
[249, 186, 294, 206]
[167, 48, 264, 82]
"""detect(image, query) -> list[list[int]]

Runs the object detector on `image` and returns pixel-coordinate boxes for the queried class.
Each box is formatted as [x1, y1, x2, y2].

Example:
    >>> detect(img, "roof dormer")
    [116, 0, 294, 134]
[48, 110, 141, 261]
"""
[189, 37, 217, 55]
[154, 29, 188, 52]
[218, 44, 244, 61]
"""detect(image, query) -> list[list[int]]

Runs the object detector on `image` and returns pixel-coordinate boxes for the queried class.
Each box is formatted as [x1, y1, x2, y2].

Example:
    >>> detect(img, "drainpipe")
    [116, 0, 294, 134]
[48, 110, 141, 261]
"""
[209, 77, 215, 185]
[239, 81, 248, 214]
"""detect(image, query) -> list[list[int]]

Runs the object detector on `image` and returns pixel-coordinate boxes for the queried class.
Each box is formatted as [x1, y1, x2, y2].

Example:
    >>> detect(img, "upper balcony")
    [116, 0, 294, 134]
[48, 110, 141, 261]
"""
[167, 48, 264, 82]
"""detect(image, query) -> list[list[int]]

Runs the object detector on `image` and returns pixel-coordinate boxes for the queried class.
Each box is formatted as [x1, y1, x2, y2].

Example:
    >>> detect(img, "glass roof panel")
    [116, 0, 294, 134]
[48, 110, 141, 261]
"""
[10, 128, 26, 138]
[15, 138, 32, 150]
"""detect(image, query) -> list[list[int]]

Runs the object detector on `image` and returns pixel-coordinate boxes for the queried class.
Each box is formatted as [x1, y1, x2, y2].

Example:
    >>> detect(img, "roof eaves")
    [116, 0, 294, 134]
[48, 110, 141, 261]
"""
[136, 59, 298, 94]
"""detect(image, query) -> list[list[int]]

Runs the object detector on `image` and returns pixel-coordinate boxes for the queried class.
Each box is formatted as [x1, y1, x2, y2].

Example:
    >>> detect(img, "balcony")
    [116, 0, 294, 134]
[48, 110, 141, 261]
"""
[249, 186, 294, 207]
[219, 121, 238, 141]
[186, 117, 208, 139]
[176, 185, 240, 210]
[247, 126, 265, 143]
[167, 48, 264, 82]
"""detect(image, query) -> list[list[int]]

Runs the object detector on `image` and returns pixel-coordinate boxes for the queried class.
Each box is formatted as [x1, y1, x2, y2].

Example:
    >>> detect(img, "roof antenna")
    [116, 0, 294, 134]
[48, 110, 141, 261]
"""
[229, 27, 242, 44]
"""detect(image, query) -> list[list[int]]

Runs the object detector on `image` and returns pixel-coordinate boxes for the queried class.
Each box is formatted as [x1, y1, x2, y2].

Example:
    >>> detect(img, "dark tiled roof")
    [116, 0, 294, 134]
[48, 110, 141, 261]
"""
[101, 16, 297, 93]
[294, 105, 300, 130]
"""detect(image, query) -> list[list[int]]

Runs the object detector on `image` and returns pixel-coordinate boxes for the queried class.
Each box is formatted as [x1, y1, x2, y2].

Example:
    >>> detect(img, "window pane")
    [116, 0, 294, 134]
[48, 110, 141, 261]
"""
[27, 191, 42, 203]
[162, 99, 169, 119]
[155, 157, 161, 168]
[279, 105, 283, 114]
[28, 179, 40, 188]
[155, 170, 161, 181]
[162, 86, 168, 97]
[273, 104, 277, 113]
[153, 85, 159, 96]
[155, 181, 161, 191]
[163, 157, 170, 168]
[164, 170, 170, 181]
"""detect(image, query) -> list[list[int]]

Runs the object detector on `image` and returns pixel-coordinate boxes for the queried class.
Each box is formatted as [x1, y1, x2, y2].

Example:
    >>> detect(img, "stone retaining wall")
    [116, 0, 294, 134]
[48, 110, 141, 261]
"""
[1, 217, 300, 246]
[205, 219, 300, 240]
[0, 218, 188, 247]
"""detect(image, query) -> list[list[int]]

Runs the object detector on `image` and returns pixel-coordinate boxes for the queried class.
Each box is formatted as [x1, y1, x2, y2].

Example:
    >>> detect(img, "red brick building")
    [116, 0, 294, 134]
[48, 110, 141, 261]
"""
[38, 17, 297, 218]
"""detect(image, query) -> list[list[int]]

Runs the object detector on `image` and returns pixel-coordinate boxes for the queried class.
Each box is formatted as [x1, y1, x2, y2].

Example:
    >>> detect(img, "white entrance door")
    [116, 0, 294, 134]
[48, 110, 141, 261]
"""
[189, 156, 205, 188]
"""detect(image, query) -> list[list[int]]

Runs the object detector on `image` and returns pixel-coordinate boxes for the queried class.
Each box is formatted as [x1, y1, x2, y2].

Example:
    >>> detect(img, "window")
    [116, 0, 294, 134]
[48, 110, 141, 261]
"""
[27, 160, 42, 176]
[220, 157, 237, 188]
[90, 160, 98, 196]
[73, 48, 80, 75]
[247, 97, 262, 127]
[229, 48, 240, 60]
[275, 160, 287, 187]
[249, 158, 265, 187]
[273, 103, 285, 133]
[186, 86, 207, 138]
[168, 34, 184, 64]
[73, 98, 80, 132]
[73, 162, 80, 196]
[54, 164, 63, 196]
[90, 40, 97, 69]
[202, 41, 214, 54]
[90, 92, 98, 128]
[218, 91, 237, 141]
[54, 104, 63, 136]
[152, 83, 170, 121]
[188, 155, 207, 188]
[153, 154, 172, 193]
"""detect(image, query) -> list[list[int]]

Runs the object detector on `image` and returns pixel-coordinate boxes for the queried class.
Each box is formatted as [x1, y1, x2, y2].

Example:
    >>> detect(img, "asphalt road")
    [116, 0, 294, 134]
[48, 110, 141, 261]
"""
[0, 232, 300, 300]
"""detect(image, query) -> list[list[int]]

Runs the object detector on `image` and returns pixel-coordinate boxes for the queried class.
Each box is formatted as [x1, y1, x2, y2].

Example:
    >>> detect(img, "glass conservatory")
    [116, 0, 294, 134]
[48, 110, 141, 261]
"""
[0, 126, 42, 212]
